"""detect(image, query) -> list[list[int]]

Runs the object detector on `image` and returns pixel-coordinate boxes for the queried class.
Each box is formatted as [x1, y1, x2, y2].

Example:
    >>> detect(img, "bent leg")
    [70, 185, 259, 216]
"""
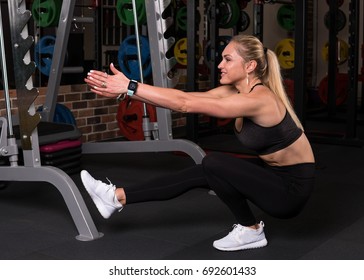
[202, 153, 313, 226]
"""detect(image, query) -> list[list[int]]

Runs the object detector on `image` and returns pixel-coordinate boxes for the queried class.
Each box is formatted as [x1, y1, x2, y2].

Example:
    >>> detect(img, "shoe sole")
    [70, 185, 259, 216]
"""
[213, 238, 268, 251]
[80, 170, 113, 219]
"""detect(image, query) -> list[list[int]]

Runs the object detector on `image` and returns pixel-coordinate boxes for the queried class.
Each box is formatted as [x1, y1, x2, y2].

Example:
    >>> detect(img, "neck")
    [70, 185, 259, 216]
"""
[248, 77, 261, 88]
[236, 78, 262, 94]
[249, 82, 263, 93]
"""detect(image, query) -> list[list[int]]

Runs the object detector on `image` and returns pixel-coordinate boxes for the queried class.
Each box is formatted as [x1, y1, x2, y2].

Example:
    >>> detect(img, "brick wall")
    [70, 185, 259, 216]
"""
[0, 84, 192, 143]
[1, 85, 121, 143]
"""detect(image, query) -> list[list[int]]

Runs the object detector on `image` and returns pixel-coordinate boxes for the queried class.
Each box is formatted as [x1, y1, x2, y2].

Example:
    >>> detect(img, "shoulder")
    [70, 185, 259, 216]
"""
[206, 85, 238, 98]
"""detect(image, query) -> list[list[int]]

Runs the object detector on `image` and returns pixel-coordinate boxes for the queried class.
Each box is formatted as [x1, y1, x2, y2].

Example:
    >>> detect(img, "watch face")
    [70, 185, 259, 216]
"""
[129, 81, 137, 90]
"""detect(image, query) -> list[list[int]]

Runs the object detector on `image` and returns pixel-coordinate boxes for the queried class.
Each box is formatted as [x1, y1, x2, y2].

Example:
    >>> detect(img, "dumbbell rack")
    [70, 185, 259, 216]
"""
[82, 0, 206, 164]
[0, 0, 102, 241]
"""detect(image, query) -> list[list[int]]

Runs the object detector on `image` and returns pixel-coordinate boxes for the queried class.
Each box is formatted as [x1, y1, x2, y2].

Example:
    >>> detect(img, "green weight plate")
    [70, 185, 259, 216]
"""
[277, 4, 295, 31]
[224, 0, 240, 29]
[217, 0, 233, 28]
[176, 6, 187, 31]
[176, 6, 201, 31]
[32, 0, 62, 28]
[116, 0, 147, 26]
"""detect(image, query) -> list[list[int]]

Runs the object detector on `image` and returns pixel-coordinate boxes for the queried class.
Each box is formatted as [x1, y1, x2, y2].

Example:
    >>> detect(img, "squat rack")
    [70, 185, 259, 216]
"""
[254, 0, 363, 146]
[82, 0, 206, 163]
[0, 0, 102, 241]
[304, 0, 363, 146]
[1, 0, 205, 241]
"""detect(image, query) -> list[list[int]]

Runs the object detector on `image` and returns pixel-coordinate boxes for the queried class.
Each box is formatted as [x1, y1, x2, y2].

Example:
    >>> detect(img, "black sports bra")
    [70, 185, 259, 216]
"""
[234, 110, 303, 155]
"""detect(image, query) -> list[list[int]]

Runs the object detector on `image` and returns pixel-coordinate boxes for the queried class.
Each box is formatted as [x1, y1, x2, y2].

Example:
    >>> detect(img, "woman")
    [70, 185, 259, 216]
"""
[82, 34, 315, 251]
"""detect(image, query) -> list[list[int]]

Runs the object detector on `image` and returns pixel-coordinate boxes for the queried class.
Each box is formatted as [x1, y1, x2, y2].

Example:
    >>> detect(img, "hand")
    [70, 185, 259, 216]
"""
[84, 63, 130, 98]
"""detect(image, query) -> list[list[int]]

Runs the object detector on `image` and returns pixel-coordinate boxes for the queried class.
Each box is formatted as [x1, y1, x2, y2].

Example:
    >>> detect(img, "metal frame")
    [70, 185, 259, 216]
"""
[82, 0, 206, 164]
[293, 0, 307, 126]
[346, 0, 360, 138]
[303, 0, 363, 146]
[0, 0, 102, 241]
[40, 0, 92, 122]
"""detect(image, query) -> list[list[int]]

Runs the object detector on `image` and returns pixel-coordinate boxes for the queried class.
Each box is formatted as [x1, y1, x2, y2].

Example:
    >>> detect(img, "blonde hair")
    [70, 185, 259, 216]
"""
[231, 35, 303, 130]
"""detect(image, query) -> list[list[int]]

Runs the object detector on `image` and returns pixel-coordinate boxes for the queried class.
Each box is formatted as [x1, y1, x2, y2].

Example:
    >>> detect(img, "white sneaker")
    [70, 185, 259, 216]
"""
[80, 170, 123, 219]
[213, 221, 268, 251]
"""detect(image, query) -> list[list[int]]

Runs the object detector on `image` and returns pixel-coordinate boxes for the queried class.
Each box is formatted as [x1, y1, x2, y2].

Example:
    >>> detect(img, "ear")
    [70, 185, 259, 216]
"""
[246, 60, 257, 73]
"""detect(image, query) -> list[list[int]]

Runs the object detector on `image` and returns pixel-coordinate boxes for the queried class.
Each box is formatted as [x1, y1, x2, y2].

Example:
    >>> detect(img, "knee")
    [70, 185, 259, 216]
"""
[202, 152, 225, 172]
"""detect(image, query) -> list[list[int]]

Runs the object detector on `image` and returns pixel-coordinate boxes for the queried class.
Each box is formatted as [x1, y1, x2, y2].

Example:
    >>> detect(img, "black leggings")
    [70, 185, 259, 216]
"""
[124, 152, 315, 226]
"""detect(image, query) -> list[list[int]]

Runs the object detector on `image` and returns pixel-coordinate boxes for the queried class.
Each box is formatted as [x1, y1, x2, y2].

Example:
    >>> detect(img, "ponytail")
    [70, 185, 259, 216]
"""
[231, 34, 303, 131]
[263, 50, 303, 130]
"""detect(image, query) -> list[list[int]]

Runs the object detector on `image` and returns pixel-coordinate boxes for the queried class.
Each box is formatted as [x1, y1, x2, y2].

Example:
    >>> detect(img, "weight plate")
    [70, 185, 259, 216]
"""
[117, 98, 157, 141]
[176, 6, 201, 31]
[222, 0, 240, 29]
[318, 73, 348, 106]
[207, 0, 240, 29]
[118, 35, 152, 81]
[283, 79, 295, 104]
[32, 0, 62, 27]
[274, 38, 295, 70]
[277, 4, 295, 31]
[321, 38, 348, 65]
[176, 6, 187, 31]
[173, 38, 202, 66]
[34, 35, 56, 76]
[116, 0, 147, 26]
[238, 10, 250, 32]
[324, 9, 347, 32]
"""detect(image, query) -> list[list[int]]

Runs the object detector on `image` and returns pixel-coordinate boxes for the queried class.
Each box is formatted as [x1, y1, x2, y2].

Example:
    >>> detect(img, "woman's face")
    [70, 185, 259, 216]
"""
[218, 42, 247, 85]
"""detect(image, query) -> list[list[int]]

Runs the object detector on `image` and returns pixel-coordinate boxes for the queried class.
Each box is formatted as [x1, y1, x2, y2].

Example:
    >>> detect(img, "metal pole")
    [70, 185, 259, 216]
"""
[0, 5, 14, 136]
[346, 0, 359, 138]
[327, 0, 338, 117]
[293, 0, 307, 126]
[132, 0, 150, 140]
[186, 0, 199, 142]
[253, 0, 264, 42]
[132, 0, 144, 85]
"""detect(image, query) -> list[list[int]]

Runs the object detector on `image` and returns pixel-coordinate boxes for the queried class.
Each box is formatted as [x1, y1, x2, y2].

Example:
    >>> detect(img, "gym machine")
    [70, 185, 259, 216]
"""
[305, 0, 363, 146]
[0, 0, 102, 241]
[82, 0, 206, 164]
[1, 0, 206, 241]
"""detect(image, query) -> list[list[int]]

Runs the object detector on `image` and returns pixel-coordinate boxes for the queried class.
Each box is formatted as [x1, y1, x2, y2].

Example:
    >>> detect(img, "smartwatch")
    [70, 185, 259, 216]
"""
[127, 80, 138, 96]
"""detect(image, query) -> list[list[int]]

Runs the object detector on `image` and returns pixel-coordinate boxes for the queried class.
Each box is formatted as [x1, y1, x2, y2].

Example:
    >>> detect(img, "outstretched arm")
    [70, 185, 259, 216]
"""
[84, 63, 262, 118]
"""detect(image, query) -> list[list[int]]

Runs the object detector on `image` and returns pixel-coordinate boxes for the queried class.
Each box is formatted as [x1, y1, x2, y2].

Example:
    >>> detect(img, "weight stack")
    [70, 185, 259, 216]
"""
[39, 139, 83, 175]
[1, 122, 82, 174]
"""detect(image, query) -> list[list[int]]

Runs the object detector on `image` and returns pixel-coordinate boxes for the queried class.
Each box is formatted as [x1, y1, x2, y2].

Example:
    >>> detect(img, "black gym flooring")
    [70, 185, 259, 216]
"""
[1, 134, 364, 260]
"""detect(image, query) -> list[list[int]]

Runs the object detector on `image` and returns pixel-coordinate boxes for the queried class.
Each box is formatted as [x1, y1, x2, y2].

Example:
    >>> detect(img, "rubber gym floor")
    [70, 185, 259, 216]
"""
[1, 132, 364, 260]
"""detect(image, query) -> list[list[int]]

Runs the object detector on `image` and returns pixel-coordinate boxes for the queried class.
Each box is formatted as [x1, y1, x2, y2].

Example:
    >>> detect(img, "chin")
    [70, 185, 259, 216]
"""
[219, 77, 228, 85]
